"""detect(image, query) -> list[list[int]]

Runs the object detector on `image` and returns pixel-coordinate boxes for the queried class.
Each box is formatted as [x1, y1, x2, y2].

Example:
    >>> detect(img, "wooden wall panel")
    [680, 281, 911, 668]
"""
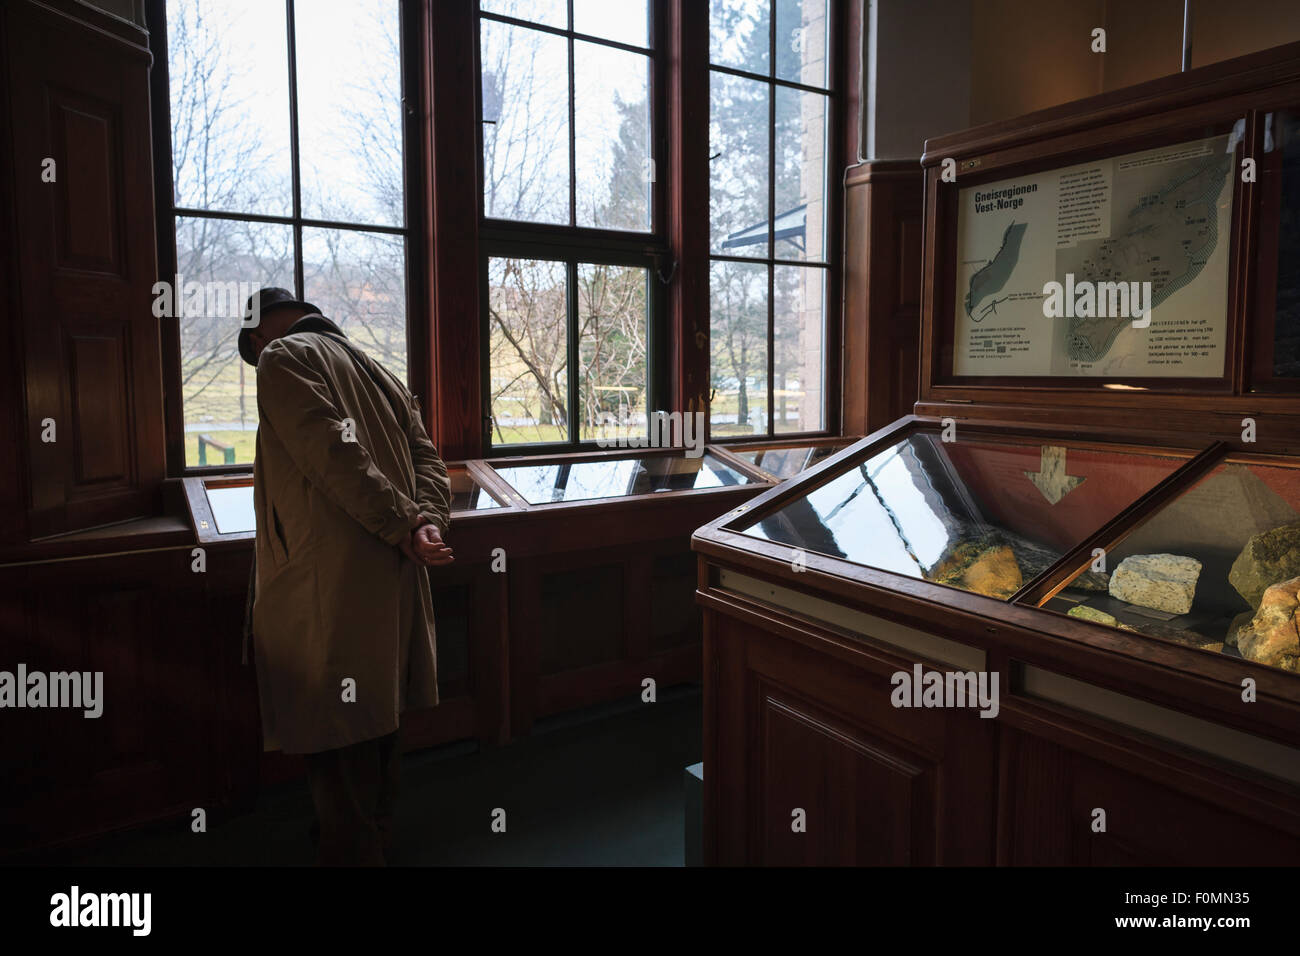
[2, 0, 163, 540]
[841, 160, 925, 435]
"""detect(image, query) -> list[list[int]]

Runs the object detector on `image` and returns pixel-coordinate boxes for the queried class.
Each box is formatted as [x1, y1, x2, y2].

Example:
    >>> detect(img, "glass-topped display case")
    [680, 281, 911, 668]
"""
[737, 430, 1188, 599]
[714, 438, 856, 482]
[490, 450, 754, 505]
[704, 419, 1300, 678]
[1035, 455, 1300, 673]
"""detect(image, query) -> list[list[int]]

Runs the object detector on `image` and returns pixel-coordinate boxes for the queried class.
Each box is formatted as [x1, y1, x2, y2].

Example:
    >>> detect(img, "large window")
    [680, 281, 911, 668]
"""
[478, 0, 662, 451]
[709, 0, 830, 438]
[159, 0, 410, 467]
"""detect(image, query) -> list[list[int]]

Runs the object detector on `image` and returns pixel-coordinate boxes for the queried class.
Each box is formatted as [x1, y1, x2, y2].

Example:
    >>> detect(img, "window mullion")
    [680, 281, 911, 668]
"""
[567, 259, 580, 444]
[285, 0, 304, 297]
[767, 6, 777, 438]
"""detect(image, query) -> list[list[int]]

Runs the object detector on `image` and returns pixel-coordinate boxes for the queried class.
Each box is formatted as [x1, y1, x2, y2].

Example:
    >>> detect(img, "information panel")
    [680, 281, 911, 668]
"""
[952, 133, 1236, 378]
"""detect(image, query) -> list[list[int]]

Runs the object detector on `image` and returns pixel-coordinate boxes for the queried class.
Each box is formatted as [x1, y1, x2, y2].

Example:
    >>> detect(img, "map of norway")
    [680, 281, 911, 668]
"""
[1058, 148, 1233, 363]
[964, 221, 1029, 320]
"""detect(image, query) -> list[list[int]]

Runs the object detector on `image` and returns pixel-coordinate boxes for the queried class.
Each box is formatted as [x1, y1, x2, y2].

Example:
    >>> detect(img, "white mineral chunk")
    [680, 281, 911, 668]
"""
[1108, 553, 1202, 616]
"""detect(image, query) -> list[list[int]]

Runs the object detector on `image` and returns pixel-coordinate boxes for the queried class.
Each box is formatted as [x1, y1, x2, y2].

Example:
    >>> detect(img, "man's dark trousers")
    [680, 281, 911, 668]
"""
[304, 729, 401, 865]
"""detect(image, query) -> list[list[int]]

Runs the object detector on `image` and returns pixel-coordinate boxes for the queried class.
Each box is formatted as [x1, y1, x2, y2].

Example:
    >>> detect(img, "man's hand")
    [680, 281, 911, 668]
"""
[400, 522, 454, 567]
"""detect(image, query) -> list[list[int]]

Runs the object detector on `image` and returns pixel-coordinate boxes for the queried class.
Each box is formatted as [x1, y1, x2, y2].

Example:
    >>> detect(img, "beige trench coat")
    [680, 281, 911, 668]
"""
[250, 318, 451, 755]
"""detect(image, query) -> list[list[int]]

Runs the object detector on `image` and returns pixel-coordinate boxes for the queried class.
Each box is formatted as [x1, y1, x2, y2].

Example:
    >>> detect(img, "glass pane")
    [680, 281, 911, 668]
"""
[736, 443, 841, 480]
[296, 0, 403, 227]
[1043, 459, 1300, 674]
[205, 482, 256, 533]
[710, 71, 770, 257]
[175, 216, 295, 467]
[775, 0, 828, 87]
[740, 432, 1186, 600]
[574, 0, 649, 47]
[449, 469, 503, 511]
[773, 264, 824, 432]
[775, 86, 827, 262]
[578, 264, 649, 443]
[575, 43, 651, 231]
[481, 20, 571, 224]
[1268, 109, 1300, 376]
[302, 228, 409, 381]
[494, 453, 751, 504]
[480, 0, 567, 29]
[710, 260, 769, 438]
[488, 257, 569, 445]
[166, 0, 292, 216]
[710, 0, 770, 74]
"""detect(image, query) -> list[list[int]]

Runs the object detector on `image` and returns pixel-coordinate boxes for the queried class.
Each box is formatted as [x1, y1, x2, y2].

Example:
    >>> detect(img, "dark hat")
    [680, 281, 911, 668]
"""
[237, 287, 322, 366]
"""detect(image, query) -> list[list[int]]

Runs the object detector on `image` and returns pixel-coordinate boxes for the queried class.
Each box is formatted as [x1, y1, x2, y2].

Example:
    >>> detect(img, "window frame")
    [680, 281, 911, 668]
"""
[474, 0, 671, 457]
[147, 0, 424, 476]
[706, 0, 840, 444]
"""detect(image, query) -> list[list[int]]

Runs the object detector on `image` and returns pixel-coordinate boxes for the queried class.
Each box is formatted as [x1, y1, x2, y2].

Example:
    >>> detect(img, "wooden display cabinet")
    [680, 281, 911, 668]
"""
[693, 43, 1300, 867]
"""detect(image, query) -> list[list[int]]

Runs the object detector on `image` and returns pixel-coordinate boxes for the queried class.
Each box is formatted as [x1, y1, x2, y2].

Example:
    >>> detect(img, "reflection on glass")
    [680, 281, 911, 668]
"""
[710, 260, 769, 438]
[709, 0, 770, 74]
[710, 71, 769, 257]
[494, 453, 751, 504]
[487, 257, 569, 446]
[449, 469, 502, 511]
[206, 483, 256, 534]
[775, 0, 828, 87]
[480, 19, 570, 224]
[578, 264, 649, 442]
[737, 443, 840, 479]
[303, 227, 408, 381]
[296, 0, 402, 227]
[575, 41, 651, 231]
[775, 87, 827, 263]
[175, 216, 294, 467]
[740, 432, 1184, 600]
[774, 264, 824, 432]
[1045, 460, 1300, 674]
[1269, 109, 1300, 376]
[166, 0, 292, 217]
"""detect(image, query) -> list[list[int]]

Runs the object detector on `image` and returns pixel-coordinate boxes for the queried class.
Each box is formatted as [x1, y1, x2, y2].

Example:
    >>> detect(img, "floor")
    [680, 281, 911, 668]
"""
[42, 685, 703, 867]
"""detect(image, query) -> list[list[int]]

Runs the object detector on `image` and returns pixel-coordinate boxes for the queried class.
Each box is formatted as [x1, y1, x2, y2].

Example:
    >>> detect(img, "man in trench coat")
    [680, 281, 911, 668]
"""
[238, 287, 453, 865]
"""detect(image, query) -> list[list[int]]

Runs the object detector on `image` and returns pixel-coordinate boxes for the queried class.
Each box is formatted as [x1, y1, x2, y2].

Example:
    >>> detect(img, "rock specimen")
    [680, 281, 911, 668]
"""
[1234, 576, 1300, 672]
[932, 537, 1023, 599]
[1109, 553, 1201, 616]
[1068, 605, 1118, 626]
[1228, 522, 1300, 609]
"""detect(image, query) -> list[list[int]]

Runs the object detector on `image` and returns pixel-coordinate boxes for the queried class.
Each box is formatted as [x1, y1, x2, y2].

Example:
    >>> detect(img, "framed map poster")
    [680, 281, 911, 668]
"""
[951, 132, 1238, 378]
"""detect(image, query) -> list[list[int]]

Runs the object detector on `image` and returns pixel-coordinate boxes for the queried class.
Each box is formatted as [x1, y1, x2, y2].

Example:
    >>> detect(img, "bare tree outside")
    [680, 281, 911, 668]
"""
[167, 0, 406, 467]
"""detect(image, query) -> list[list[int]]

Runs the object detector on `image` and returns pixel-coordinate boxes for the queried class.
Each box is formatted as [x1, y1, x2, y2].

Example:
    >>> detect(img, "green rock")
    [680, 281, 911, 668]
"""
[1228, 522, 1300, 609]
[1068, 605, 1118, 626]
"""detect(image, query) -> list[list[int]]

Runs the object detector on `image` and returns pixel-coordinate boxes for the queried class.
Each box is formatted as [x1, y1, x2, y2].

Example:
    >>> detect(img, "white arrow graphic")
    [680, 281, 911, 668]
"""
[1024, 446, 1084, 504]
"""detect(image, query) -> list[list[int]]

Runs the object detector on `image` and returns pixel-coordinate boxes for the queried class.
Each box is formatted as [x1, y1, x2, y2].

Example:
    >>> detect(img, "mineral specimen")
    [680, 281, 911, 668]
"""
[1108, 553, 1201, 616]
[1234, 576, 1300, 672]
[1067, 605, 1118, 626]
[1228, 521, 1300, 609]
[932, 538, 1023, 599]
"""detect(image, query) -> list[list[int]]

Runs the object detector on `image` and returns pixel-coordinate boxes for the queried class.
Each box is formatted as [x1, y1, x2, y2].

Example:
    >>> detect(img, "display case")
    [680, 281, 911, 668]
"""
[709, 437, 858, 482]
[488, 449, 755, 505]
[694, 45, 1300, 867]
